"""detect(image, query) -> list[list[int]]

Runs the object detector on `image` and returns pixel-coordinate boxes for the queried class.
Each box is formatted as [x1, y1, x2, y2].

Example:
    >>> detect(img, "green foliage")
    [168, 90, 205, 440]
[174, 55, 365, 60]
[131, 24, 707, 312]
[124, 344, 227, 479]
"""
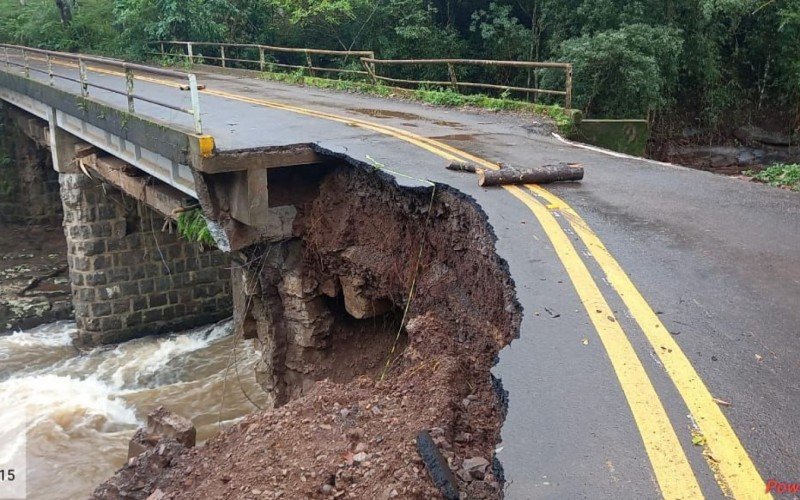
[0, 0, 797, 133]
[113, 0, 234, 58]
[0, 0, 117, 53]
[549, 24, 682, 118]
[470, 2, 531, 60]
[745, 164, 800, 191]
[176, 208, 216, 247]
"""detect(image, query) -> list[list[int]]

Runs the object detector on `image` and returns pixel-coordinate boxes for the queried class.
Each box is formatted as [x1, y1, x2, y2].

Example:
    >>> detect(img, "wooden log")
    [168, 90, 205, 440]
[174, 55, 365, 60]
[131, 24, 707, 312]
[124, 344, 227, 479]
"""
[478, 163, 583, 186]
[446, 161, 481, 173]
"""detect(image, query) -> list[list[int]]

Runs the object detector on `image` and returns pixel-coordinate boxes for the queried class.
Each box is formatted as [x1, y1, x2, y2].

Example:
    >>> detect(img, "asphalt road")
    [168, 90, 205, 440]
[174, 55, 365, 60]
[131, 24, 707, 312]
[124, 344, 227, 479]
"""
[8, 57, 800, 499]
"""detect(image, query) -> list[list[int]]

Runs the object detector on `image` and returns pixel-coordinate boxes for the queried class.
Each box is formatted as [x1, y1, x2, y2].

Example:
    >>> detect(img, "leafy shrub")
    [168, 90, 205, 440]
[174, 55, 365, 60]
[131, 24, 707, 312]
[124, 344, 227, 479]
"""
[545, 24, 682, 118]
[745, 164, 800, 191]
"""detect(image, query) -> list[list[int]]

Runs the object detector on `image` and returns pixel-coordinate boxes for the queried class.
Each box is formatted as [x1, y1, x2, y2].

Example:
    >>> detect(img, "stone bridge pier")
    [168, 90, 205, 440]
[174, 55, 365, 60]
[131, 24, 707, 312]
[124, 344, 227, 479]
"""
[2, 104, 232, 346]
[60, 172, 232, 346]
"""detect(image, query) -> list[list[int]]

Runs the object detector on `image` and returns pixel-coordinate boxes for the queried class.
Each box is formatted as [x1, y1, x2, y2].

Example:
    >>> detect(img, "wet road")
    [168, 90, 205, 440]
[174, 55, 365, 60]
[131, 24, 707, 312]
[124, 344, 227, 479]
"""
[5, 57, 800, 499]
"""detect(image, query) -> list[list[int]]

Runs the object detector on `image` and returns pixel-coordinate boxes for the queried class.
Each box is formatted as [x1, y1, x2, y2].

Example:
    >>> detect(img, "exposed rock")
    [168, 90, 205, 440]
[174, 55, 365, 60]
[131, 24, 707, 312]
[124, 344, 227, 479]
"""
[462, 456, 490, 480]
[339, 275, 393, 319]
[734, 125, 793, 147]
[128, 407, 196, 460]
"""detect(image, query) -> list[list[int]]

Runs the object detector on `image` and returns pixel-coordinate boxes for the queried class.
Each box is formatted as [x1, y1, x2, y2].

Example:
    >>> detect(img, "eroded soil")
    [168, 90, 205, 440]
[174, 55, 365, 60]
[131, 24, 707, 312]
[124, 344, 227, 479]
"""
[94, 166, 521, 499]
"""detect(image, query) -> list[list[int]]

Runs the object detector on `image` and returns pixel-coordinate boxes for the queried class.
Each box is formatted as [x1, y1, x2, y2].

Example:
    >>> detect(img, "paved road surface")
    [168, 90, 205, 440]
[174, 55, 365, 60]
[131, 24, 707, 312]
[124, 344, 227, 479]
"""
[8, 57, 800, 499]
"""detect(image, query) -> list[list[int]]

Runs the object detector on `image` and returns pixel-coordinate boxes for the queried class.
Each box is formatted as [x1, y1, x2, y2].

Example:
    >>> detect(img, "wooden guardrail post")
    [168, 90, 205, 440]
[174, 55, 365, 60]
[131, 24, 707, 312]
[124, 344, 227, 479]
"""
[565, 64, 573, 109]
[187, 42, 194, 65]
[220, 45, 226, 68]
[304, 50, 314, 76]
[259, 47, 265, 72]
[446, 62, 459, 92]
[361, 55, 377, 85]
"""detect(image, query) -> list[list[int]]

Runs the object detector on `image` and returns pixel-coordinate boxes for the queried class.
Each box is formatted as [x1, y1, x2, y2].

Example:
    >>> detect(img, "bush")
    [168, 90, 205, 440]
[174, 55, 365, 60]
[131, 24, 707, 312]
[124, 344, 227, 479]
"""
[546, 24, 682, 118]
[745, 164, 800, 191]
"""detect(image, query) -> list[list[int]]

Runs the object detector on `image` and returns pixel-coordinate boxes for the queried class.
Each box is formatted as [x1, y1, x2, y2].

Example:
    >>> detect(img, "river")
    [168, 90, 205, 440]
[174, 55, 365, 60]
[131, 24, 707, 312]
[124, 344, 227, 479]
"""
[0, 320, 265, 499]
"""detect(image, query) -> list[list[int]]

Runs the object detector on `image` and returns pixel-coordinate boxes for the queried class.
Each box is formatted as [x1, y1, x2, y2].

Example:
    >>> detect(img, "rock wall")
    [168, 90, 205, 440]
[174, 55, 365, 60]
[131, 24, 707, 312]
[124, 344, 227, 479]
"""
[60, 173, 232, 346]
[0, 107, 62, 225]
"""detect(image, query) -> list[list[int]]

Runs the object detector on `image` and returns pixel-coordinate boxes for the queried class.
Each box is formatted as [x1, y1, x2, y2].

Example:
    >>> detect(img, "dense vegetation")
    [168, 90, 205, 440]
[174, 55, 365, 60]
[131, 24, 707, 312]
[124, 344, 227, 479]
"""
[1, 0, 798, 135]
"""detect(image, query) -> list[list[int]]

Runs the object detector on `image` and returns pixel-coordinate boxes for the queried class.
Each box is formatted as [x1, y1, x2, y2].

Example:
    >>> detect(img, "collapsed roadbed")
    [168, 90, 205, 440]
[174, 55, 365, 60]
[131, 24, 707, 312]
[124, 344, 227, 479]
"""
[95, 162, 521, 499]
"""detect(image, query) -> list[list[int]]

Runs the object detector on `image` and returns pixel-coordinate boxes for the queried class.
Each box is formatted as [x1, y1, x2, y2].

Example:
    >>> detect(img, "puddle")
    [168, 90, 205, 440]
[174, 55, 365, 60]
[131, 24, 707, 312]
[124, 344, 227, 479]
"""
[428, 133, 481, 141]
[348, 108, 425, 120]
[347, 109, 465, 129]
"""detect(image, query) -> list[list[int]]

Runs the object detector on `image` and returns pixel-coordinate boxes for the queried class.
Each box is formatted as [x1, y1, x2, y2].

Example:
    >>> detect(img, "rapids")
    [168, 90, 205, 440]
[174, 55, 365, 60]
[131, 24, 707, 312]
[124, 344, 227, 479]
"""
[0, 320, 265, 499]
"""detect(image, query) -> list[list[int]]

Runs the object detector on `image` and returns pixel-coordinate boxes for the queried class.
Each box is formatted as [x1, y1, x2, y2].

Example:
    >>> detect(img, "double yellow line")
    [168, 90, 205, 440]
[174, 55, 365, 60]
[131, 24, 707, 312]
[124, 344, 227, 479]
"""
[27, 57, 768, 499]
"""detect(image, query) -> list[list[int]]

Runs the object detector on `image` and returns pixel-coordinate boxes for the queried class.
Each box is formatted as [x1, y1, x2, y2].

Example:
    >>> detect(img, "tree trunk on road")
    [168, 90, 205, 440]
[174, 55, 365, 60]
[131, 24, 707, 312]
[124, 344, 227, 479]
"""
[478, 163, 583, 186]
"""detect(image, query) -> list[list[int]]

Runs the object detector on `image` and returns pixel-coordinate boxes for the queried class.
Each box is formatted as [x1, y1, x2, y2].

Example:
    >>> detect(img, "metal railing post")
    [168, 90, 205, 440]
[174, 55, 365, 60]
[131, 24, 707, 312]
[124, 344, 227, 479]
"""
[188, 73, 203, 134]
[187, 42, 194, 65]
[220, 45, 226, 68]
[22, 48, 30, 77]
[259, 47, 265, 72]
[78, 57, 88, 97]
[565, 64, 573, 109]
[125, 67, 135, 112]
[47, 54, 54, 85]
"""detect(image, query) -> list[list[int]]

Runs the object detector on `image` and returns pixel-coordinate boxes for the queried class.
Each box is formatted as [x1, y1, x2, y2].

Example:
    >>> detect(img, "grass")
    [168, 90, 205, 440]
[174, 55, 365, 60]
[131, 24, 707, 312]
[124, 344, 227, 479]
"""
[255, 69, 575, 133]
[744, 163, 800, 191]
[176, 208, 216, 247]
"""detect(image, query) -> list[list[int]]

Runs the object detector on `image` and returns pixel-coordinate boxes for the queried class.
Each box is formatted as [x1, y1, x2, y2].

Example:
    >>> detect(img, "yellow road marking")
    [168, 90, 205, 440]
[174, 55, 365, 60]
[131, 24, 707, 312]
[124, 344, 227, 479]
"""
[528, 185, 770, 499]
[505, 185, 704, 499]
[19, 57, 768, 497]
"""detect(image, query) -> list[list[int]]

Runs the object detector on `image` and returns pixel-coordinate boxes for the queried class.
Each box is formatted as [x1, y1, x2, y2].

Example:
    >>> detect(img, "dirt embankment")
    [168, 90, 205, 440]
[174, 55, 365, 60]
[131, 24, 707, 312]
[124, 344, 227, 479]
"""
[94, 165, 521, 499]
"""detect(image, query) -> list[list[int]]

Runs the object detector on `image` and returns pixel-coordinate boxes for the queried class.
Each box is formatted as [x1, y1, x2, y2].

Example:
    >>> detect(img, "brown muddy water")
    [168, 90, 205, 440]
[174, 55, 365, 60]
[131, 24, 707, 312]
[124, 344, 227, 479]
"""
[0, 320, 264, 499]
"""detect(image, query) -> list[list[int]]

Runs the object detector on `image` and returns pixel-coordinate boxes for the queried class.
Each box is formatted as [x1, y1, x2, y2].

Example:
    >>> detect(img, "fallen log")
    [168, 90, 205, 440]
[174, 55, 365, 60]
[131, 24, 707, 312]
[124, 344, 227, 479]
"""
[446, 161, 481, 173]
[478, 162, 583, 186]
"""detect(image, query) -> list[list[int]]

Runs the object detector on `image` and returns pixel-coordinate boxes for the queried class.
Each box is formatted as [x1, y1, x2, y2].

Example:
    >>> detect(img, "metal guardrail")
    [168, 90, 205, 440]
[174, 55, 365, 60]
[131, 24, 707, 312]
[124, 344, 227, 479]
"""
[0, 44, 204, 134]
[152, 41, 572, 109]
[151, 41, 375, 79]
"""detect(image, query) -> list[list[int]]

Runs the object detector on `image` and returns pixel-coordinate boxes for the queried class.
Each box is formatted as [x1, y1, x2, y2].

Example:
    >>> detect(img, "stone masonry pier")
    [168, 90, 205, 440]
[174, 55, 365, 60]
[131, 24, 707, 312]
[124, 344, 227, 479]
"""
[3, 103, 233, 346]
[60, 172, 231, 346]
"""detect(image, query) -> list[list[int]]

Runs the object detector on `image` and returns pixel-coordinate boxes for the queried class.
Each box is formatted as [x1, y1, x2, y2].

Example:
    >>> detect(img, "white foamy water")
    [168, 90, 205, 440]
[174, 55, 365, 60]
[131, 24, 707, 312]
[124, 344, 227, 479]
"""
[0, 319, 266, 500]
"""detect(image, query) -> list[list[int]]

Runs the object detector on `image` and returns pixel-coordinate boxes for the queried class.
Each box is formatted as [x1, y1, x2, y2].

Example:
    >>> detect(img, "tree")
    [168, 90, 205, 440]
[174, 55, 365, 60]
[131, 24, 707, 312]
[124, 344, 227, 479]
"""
[55, 0, 73, 25]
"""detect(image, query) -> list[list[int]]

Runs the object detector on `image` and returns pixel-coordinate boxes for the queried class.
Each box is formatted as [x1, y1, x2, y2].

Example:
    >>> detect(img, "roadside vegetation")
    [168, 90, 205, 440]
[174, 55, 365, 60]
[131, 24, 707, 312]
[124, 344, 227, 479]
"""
[256, 69, 574, 131]
[176, 208, 216, 248]
[1, 0, 798, 139]
[745, 164, 800, 191]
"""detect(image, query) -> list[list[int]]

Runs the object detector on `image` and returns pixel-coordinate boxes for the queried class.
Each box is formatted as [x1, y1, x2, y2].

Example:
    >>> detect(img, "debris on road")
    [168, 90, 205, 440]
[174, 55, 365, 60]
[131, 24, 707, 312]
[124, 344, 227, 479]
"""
[478, 162, 584, 186]
[446, 161, 481, 173]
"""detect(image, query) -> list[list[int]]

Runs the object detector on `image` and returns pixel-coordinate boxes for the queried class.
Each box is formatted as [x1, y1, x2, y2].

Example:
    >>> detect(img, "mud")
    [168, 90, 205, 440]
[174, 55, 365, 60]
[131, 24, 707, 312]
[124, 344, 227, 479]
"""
[347, 108, 465, 129]
[95, 164, 521, 499]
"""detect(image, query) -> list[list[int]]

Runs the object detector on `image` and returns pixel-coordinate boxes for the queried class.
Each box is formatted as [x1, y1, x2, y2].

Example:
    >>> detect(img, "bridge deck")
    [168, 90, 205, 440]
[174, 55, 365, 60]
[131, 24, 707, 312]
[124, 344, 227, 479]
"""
[3, 55, 799, 499]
